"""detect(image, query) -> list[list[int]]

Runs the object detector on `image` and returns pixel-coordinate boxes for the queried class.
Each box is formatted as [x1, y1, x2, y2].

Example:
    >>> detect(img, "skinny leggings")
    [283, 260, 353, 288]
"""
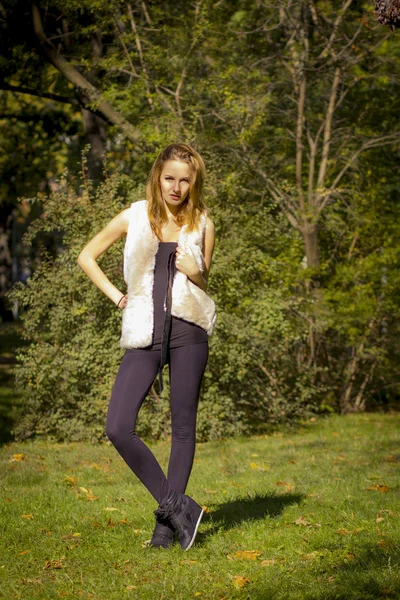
[106, 342, 208, 506]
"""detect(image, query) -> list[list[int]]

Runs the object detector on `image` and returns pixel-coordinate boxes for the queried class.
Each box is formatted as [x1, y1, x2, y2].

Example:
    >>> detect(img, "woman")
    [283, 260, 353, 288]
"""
[77, 143, 216, 551]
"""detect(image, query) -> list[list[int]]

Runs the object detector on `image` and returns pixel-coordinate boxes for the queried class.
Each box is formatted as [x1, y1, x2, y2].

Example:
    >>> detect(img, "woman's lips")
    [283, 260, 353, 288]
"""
[170, 194, 180, 200]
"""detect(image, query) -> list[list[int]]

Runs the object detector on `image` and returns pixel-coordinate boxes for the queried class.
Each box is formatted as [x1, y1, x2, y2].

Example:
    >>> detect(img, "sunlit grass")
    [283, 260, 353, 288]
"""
[1, 412, 399, 599]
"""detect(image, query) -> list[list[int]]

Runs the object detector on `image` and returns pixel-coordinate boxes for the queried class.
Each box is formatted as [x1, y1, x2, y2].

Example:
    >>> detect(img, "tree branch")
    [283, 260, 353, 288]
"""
[315, 67, 341, 207]
[32, 1, 140, 146]
[0, 81, 78, 105]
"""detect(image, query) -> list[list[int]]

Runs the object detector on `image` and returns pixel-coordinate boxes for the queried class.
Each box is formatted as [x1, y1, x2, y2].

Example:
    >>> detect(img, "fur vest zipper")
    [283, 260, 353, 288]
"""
[120, 200, 217, 349]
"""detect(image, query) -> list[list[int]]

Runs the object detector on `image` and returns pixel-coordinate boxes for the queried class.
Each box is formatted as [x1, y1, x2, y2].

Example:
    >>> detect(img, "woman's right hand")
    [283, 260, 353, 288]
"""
[117, 294, 128, 310]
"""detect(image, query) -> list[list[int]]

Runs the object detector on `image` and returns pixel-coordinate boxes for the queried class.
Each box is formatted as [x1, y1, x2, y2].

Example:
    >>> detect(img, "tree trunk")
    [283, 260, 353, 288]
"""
[300, 221, 320, 269]
[81, 109, 106, 184]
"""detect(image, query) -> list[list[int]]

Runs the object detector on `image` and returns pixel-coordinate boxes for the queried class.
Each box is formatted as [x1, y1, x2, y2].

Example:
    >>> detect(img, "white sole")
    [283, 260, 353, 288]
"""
[184, 507, 204, 551]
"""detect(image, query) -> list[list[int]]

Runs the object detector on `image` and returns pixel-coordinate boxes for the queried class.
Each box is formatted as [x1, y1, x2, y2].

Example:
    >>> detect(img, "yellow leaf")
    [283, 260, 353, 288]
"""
[194, 593, 202, 597]
[10, 453, 27, 462]
[44, 558, 64, 569]
[19, 550, 30, 555]
[367, 484, 389, 493]
[21, 514, 33, 520]
[63, 475, 77, 486]
[232, 550, 262, 561]
[376, 517, 384, 523]
[233, 575, 250, 588]
[180, 559, 198, 565]
[72, 532, 81, 537]
[79, 487, 88, 494]
[260, 559, 276, 566]
[126, 585, 137, 590]
[294, 516, 310, 526]
[251, 454, 259, 457]
[104, 507, 119, 511]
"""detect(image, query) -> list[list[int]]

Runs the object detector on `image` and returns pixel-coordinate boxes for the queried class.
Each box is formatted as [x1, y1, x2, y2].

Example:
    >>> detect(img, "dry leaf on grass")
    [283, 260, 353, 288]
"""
[77, 487, 98, 501]
[260, 559, 277, 566]
[62, 475, 77, 486]
[19, 550, 30, 555]
[180, 559, 198, 565]
[249, 463, 269, 471]
[44, 558, 64, 569]
[367, 484, 389, 493]
[231, 550, 262, 561]
[233, 575, 250, 588]
[104, 507, 119, 511]
[294, 516, 310, 526]
[21, 514, 33, 520]
[10, 453, 27, 462]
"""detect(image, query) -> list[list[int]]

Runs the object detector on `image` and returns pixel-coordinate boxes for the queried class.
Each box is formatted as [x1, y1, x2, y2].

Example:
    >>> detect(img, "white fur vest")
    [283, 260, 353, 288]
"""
[119, 200, 217, 349]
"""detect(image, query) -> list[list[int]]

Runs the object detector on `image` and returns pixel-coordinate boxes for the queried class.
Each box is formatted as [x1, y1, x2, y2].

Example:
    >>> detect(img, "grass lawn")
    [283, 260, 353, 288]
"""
[1, 412, 399, 600]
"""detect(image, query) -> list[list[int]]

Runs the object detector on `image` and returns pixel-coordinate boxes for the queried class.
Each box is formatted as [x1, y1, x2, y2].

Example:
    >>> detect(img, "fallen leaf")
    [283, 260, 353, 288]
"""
[288, 460, 296, 464]
[126, 585, 137, 590]
[21, 514, 33, 520]
[251, 453, 259, 457]
[260, 559, 276, 566]
[233, 575, 250, 588]
[337, 528, 361, 535]
[10, 454, 27, 462]
[194, 592, 202, 597]
[44, 558, 64, 569]
[204, 489, 218, 494]
[180, 559, 198, 565]
[104, 507, 119, 511]
[376, 517, 384, 523]
[294, 516, 310, 526]
[302, 552, 320, 561]
[19, 550, 30, 555]
[249, 462, 268, 471]
[367, 484, 389, 493]
[77, 487, 98, 501]
[63, 475, 77, 486]
[332, 432, 340, 437]
[232, 550, 262, 561]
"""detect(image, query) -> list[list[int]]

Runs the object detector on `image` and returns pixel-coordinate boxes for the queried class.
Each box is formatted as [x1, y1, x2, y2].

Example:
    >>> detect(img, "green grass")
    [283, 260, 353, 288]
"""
[1, 414, 399, 599]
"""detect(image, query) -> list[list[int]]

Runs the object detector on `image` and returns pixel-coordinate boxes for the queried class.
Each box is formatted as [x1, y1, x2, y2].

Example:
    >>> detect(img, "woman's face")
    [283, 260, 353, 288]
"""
[160, 160, 191, 210]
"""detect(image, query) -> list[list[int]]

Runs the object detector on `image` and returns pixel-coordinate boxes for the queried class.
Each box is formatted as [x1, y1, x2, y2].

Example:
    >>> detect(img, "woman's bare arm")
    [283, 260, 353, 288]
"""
[77, 208, 130, 306]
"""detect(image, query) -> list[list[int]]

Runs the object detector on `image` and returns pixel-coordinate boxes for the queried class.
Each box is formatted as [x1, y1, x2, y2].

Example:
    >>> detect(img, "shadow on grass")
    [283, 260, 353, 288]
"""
[198, 491, 303, 542]
[245, 543, 400, 600]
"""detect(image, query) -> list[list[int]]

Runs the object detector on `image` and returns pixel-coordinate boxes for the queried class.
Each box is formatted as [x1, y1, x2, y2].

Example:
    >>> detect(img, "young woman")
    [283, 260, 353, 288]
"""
[77, 143, 216, 551]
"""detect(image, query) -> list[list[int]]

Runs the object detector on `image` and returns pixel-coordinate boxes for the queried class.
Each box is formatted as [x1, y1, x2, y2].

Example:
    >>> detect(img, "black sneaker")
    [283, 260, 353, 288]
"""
[149, 514, 175, 549]
[155, 489, 204, 551]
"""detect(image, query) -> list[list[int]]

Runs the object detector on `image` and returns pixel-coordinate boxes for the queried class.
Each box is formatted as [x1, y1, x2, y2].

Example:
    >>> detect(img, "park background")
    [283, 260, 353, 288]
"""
[0, 1, 399, 599]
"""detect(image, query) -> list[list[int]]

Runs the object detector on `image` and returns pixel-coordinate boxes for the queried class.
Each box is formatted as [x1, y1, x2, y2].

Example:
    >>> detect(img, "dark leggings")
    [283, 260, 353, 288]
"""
[106, 342, 208, 505]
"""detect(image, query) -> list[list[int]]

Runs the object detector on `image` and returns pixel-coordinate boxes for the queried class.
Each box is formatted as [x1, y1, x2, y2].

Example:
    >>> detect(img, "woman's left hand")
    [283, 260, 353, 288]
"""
[175, 246, 200, 278]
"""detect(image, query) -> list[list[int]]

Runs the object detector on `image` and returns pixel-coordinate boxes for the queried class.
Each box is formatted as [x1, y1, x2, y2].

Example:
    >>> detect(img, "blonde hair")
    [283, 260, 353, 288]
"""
[146, 143, 207, 239]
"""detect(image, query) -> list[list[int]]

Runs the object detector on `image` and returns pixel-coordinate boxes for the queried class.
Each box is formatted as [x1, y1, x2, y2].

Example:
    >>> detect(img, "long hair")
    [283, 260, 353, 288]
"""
[146, 143, 207, 240]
